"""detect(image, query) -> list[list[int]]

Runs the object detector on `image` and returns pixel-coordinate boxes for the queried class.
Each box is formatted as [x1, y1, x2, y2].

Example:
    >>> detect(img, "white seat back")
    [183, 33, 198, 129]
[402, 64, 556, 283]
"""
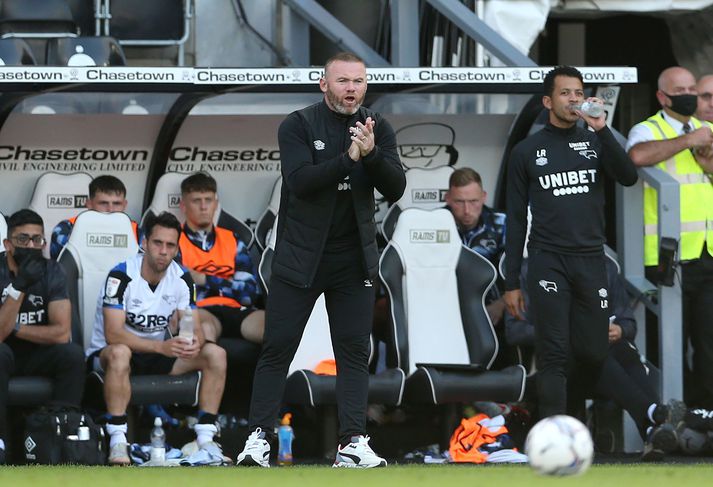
[28, 172, 92, 257]
[141, 171, 222, 227]
[58, 210, 140, 350]
[389, 208, 470, 375]
[382, 166, 454, 240]
[258, 216, 334, 375]
[0, 212, 6, 244]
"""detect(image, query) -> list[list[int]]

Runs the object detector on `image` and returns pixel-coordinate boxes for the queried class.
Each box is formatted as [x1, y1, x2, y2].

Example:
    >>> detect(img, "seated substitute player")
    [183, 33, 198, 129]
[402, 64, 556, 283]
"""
[176, 172, 264, 344]
[86, 211, 228, 465]
[50, 175, 141, 260]
[0, 209, 85, 465]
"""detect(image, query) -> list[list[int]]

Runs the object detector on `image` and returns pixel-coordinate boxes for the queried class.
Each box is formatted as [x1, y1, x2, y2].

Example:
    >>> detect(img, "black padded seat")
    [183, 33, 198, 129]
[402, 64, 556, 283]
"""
[8, 376, 53, 406]
[0, 37, 36, 64]
[379, 208, 525, 406]
[46, 36, 126, 66]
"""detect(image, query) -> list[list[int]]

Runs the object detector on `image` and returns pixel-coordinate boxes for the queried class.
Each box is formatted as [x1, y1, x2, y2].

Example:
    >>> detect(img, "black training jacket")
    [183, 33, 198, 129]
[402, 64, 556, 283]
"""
[273, 100, 405, 288]
[505, 123, 638, 291]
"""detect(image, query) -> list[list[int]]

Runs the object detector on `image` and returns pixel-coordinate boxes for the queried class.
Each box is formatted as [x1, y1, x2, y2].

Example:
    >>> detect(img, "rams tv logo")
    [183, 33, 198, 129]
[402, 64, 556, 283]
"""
[168, 193, 181, 208]
[47, 194, 88, 208]
[86, 233, 129, 248]
[409, 229, 450, 243]
[411, 188, 447, 203]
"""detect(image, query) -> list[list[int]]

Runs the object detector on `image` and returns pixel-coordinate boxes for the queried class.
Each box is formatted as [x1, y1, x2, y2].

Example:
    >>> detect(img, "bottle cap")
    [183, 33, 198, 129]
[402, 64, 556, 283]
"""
[281, 413, 292, 425]
[154, 417, 162, 427]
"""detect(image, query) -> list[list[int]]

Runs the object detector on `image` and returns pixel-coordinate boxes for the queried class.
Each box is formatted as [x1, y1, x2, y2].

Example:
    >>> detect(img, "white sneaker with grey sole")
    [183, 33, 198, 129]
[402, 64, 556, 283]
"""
[235, 428, 270, 467]
[333, 435, 387, 468]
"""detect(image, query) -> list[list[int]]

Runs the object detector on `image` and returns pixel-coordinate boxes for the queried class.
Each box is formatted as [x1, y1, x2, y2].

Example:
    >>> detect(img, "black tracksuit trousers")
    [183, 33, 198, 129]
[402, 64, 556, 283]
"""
[528, 249, 610, 418]
[248, 256, 374, 444]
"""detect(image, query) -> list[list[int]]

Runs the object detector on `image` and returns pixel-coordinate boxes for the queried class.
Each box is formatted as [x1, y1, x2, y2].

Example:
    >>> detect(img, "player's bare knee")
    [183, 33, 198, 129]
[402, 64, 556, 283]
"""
[202, 342, 227, 372]
[104, 344, 132, 370]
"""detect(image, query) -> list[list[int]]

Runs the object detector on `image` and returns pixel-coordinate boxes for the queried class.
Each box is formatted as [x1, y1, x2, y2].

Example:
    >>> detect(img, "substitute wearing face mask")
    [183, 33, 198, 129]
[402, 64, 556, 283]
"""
[626, 66, 713, 410]
[0, 209, 85, 464]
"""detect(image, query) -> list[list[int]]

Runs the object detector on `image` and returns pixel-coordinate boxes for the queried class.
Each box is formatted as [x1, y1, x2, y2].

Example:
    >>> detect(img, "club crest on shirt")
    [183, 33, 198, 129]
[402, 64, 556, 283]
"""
[535, 148, 548, 166]
[539, 280, 558, 293]
[313, 140, 325, 150]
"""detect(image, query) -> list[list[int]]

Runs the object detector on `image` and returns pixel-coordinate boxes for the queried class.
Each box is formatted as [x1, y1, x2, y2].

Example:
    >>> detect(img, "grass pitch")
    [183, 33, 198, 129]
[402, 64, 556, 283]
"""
[1, 464, 713, 487]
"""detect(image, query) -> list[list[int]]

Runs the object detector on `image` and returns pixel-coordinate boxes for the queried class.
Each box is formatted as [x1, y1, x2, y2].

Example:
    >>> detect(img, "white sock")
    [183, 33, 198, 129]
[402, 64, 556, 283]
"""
[0, 438, 5, 450]
[194, 423, 217, 446]
[647, 403, 658, 424]
[105, 423, 128, 448]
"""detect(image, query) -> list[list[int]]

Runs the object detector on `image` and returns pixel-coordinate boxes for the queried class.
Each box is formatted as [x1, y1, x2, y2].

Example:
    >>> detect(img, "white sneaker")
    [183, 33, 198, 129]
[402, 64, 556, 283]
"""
[333, 435, 387, 468]
[235, 428, 270, 467]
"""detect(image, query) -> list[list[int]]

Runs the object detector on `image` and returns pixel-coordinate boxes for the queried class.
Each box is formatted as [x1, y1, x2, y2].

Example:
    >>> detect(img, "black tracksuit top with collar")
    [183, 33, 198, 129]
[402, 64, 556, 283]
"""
[273, 100, 405, 288]
[505, 122, 638, 291]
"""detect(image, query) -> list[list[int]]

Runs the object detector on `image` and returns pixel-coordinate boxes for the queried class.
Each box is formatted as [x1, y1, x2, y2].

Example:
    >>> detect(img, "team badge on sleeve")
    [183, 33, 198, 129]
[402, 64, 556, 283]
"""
[105, 277, 121, 297]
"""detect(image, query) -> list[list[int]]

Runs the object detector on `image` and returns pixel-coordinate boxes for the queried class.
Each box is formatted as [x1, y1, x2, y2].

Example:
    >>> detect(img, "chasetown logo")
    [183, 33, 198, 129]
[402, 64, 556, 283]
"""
[409, 229, 450, 243]
[411, 189, 447, 203]
[86, 233, 129, 248]
[313, 140, 325, 150]
[47, 194, 87, 208]
[168, 194, 181, 208]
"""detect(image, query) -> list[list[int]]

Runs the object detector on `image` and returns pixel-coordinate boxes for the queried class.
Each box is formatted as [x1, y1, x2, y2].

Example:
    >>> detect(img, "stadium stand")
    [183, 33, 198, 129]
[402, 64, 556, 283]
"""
[57, 210, 202, 407]
[28, 172, 93, 258]
[0, 0, 78, 64]
[381, 166, 454, 241]
[379, 208, 525, 405]
[254, 176, 281, 251]
[65, 0, 98, 37]
[0, 37, 36, 65]
[46, 36, 126, 66]
[102, 0, 193, 66]
[258, 218, 405, 417]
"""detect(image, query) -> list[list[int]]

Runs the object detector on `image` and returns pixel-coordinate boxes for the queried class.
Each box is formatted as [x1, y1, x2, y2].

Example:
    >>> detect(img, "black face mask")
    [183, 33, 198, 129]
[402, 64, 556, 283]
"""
[12, 247, 43, 267]
[663, 92, 698, 117]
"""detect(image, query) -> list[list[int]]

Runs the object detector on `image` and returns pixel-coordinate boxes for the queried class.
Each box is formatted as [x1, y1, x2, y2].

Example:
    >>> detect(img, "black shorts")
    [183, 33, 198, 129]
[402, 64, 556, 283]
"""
[88, 349, 176, 375]
[201, 305, 255, 339]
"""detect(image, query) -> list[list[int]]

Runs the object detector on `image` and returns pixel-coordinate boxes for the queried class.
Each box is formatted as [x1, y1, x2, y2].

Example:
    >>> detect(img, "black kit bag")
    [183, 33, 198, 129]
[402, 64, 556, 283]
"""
[23, 405, 106, 465]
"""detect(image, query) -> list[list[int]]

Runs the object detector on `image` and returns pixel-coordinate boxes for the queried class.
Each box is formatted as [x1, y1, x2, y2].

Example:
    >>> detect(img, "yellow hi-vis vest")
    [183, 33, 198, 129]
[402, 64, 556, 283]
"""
[642, 112, 713, 266]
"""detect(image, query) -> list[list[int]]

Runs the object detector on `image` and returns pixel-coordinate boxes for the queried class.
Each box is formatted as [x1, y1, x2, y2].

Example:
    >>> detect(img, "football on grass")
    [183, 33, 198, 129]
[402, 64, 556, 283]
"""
[525, 415, 594, 476]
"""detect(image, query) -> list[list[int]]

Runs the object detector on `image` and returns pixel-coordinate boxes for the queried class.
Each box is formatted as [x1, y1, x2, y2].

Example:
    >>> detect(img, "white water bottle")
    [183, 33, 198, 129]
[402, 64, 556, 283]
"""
[178, 309, 194, 344]
[150, 417, 166, 462]
[573, 101, 604, 117]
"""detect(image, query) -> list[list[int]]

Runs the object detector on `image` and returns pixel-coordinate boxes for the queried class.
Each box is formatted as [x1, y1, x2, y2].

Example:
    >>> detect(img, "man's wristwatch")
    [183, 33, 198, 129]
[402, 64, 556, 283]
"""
[4, 284, 22, 301]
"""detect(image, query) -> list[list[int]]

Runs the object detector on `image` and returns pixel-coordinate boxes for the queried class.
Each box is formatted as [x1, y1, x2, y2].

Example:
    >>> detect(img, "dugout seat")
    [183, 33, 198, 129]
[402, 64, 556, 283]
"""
[0, 211, 6, 243]
[381, 166, 454, 241]
[46, 36, 127, 66]
[141, 172, 256, 250]
[379, 208, 525, 405]
[258, 218, 405, 410]
[57, 210, 201, 406]
[28, 171, 92, 258]
[254, 177, 281, 251]
[0, 38, 36, 65]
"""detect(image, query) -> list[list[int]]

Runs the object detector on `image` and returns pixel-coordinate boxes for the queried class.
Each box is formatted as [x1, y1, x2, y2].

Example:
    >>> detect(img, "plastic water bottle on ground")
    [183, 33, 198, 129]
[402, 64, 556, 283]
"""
[178, 309, 194, 344]
[277, 413, 294, 466]
[150, 417, 166, 463]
